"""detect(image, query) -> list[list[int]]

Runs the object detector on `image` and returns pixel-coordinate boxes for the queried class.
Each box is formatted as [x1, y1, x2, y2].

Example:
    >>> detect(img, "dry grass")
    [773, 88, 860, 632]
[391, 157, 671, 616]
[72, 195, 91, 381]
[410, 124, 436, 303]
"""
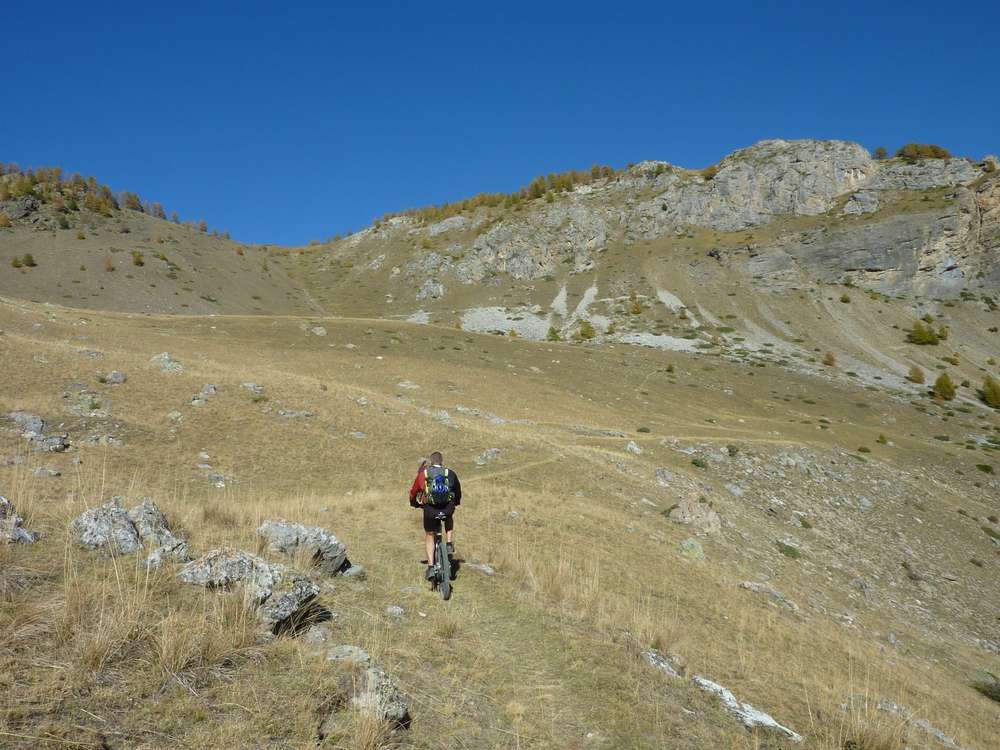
[0, 298, 996, 749]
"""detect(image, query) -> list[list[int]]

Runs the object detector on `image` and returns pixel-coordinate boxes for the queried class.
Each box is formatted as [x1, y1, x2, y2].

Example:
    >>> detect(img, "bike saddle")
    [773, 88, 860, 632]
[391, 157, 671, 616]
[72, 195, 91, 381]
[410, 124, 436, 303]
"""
[434, 511, 448, 520]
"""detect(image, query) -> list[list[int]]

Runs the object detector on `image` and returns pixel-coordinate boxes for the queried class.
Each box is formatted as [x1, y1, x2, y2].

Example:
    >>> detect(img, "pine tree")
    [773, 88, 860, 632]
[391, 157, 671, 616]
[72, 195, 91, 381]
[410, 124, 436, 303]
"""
[932, 373, 955, 400]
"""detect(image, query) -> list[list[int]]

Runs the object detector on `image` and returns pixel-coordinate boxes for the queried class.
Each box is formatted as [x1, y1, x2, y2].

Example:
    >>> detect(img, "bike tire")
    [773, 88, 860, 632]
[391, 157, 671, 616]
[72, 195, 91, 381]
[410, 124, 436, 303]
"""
[438, 538, 452, 600]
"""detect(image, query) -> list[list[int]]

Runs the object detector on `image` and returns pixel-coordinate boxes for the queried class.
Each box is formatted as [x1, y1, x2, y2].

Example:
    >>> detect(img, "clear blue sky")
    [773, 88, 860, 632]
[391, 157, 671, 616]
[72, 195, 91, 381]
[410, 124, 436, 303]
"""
[5, 1, 998, 245]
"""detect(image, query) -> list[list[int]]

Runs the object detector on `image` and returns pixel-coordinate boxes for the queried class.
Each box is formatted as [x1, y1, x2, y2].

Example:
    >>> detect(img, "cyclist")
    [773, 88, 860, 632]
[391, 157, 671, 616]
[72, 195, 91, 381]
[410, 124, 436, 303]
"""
[408, 451, 462, 580]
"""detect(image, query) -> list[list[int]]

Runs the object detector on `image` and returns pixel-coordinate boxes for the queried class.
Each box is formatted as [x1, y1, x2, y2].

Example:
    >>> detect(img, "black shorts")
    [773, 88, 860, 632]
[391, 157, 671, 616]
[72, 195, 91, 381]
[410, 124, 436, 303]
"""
[422, 501, 455, 533]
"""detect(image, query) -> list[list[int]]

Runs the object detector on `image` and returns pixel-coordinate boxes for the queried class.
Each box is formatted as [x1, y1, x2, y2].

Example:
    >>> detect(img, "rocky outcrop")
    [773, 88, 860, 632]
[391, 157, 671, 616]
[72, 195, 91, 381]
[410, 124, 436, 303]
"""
[178, 548, 320, 634]
[256, 520, 349, 575]
[149, 352, 183, 374]
[8, 411, 69, 452]
[1, 495, 39, 544]
[693, 676, 802, 741]
[667, 497, 722, 535]
[70, 497, 190, 566]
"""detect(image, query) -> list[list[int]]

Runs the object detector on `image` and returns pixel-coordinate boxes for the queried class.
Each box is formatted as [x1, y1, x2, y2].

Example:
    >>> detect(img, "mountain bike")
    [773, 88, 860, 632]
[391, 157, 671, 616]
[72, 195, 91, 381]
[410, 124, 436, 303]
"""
[428, 510, 453, 600]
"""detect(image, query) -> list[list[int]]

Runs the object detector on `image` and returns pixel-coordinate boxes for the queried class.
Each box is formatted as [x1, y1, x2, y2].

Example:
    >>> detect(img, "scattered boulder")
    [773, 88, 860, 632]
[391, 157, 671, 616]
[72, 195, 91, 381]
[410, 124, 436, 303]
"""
[33, 467, 60, 478]
[667, 498, 721, 535]
[1, 495, 40, 544]
[149, 352, 183, 374]
[241, 382, 265, 395]
[385, 605, 405, 618]
[69, 497, 189, 566]
[9, 411, 45, 438]
[310, 326, 327, 337]
[340, 564, 366, 579]
[201, 383, 218, 396]
[474, 448, 501, 466]
[678, 537, 705, 561]
[626, 440, 643, 455]
[257, 520, 349, 576]
[128, 498, 190, 568]
[320, 645, 411, 736]
[105, 371, 127, 385]
[178, 548, 321, 634]
[693, 676, 802, 742]
[70, 499, 142, 554]
[655, 468, 673, 486]
[738, 581, 799, 611]
[465, 562, 495, 576]
[277, 409, 314, 419]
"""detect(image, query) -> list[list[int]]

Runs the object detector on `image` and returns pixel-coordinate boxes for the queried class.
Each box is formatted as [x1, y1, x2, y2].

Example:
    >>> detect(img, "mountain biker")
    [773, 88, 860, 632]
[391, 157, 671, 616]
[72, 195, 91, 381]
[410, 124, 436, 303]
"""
[408, 451, 461, 581]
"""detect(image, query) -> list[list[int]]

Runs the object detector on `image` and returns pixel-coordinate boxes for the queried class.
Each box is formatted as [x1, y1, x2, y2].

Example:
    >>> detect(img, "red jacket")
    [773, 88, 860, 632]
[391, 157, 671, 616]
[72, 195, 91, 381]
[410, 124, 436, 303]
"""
[409, 465, 462, 507]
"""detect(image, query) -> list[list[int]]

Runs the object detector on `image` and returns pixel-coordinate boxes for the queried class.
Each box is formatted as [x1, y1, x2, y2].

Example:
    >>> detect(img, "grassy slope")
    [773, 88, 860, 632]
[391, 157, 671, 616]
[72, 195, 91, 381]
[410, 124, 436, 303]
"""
[1, 297, 997, 748]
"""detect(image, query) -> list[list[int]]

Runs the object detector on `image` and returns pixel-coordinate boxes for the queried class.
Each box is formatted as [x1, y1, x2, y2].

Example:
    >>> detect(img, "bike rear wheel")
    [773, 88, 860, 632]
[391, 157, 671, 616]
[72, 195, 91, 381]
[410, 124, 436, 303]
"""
[438, 536, 451, 600]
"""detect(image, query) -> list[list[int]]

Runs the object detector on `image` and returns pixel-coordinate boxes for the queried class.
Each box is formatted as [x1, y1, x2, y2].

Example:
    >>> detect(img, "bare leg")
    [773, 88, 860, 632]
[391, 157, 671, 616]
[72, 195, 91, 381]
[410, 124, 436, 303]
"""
[424, 532, 435, 565]
[445, 529, 454, 544]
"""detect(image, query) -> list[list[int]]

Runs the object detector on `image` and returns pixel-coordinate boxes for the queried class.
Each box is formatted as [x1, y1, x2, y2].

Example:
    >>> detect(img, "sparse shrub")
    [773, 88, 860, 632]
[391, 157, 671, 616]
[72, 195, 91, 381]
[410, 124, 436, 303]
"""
[937, 326, 949, 340]
[858, 446, 871, 453]
[691, 458, 707, 469]
[980, 376, 1000, 408]
[775, 541, 802, 559]
[665, 364, 674, 374]
[906, 365, 925, 384]
[637, 427, 651, 433]
[874, 146, 888, 160]
[976, 464, 994, 474]
[546, 325, 560, 342]
[700, 165, 718, 181]
[131, 250, 144, 266]
[907, 321, 939, 345]
[103, 258, 115, 273]
[726, 445, 739, 457]
[508, 330, 519, 339]
[198, 219, 207, 233]
[629, 300, 643, 315]
[822, 351, 836, 367]
[932, 373, 955, 400]
[840, 293, 851, 303]
[577, 320, 596, 340]
[876, 434, 888, 445]
[76, 230, 85, 240]
[984, 160, 997, 174]
[895, 143, 951, 161]
[982, 525, 1000, 541]
[0, 212, 11, 228]
[10, 256, 22, 268]
[22, 253, 36, 268]
[58, 215, 70, 229]
[973, 674, 1000, 703]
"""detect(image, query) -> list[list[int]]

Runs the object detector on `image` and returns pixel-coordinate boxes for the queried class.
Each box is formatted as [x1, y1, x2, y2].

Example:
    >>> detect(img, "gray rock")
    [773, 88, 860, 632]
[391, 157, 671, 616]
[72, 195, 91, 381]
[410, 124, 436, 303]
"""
[257, 519, 348, 576]
[0, 196, 40, 220]
[201, 383, 218, 396]
[321, 646, 411, 731]
[167, 410, 183, 422]
[127, 498, 188, 562]
[149, 352, 183, 374]
[178, 548, 281, 603]
[33, 467, 60, 478]
[385, 605, 405, 617]
[190, 398, 207, 406]
[70, 499, 142, 554]
[9, 411, 44, 439]
[426, 215, 468, 236]
[341, 564, 366, 579]
[474, 448, 501, 466]
[327, 644, 372, 667]
[678, 537, 705, 561]
[641, 649, 681, 678]
[277, 409, 314, 419]
[655, 468, 673, 487]
[667, 498, 721, 535]
[725, 483, 744, 498]
[259, 576, 321, 633]
[738, 581, 799, 611]
[1, 495, 40, 544]
[841, 191, 879, 215]
[105, 371, 127, 385]
[310, 326, 327, 337]
[625, 440, 642, 455]
[693, 676, 801, 742]
[241, 382, 264, 395]
[465, 562, 495, 576]
[416, 279, 445, 301]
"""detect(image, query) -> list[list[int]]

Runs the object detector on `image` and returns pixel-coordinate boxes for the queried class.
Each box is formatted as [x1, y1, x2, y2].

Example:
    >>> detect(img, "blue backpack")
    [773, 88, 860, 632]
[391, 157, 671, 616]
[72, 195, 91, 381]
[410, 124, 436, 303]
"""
[424, 466, 452, 507]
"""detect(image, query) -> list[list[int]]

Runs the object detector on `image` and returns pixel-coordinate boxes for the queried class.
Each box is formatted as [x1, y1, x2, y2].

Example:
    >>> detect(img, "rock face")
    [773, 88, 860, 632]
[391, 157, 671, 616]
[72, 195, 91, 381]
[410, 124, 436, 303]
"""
[1, 495, 40, 544]
[8, 411, 69, 452]
[178, 548, 320, 634]
[340, 139, 996, 297]
[70, 497, 190, 565]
